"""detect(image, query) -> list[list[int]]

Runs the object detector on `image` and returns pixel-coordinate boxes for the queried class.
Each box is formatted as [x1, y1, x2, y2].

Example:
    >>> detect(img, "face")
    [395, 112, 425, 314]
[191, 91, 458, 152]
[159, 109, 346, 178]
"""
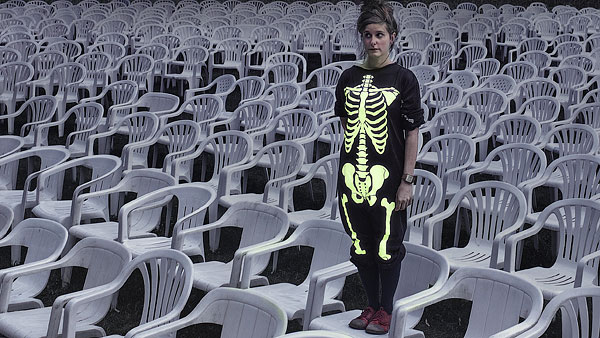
[361, 23, 395, 58]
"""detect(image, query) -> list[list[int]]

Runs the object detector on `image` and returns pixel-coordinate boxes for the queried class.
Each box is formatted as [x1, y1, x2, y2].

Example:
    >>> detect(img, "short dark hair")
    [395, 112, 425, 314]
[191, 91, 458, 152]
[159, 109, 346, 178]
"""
[356, 0, 398, 36]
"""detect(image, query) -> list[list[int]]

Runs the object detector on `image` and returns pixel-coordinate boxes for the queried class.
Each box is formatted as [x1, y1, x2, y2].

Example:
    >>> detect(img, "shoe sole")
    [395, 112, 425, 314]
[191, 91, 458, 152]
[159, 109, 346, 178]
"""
[365, 326, 388, 335]
[348, 320, 368, 330]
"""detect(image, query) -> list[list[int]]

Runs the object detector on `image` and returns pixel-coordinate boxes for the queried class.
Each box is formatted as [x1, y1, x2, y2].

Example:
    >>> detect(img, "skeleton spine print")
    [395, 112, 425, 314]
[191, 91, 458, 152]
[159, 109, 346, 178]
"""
[340, 74, 400, 260]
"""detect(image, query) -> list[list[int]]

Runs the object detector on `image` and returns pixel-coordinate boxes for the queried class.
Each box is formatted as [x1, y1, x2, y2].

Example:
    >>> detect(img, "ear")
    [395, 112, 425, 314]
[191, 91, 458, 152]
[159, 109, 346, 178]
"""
[391, 32, 397, 43]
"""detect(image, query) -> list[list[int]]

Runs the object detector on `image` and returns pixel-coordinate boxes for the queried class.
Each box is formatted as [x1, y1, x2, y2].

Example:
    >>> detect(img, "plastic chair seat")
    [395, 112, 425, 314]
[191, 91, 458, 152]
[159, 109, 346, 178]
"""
[0, 190, 36, 209]
[514, 265, 581, 299]
[287, 210, 338, 228]
[309, 310, 423, 338]
[191, 261, 269, 291]
[440, 244, 506, 270]
[121, 237, 173, 257]
[252, 282, 345, 320]
[32, 199, 106, 225]
[0, 307, 102, 338]
[219, 193, 278, 208]
[69, 222, 157, 241]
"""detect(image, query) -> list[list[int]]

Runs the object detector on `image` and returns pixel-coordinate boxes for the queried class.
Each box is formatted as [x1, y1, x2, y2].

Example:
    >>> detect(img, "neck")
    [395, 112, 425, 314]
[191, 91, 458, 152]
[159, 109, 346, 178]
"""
[362, 53, 391, 70]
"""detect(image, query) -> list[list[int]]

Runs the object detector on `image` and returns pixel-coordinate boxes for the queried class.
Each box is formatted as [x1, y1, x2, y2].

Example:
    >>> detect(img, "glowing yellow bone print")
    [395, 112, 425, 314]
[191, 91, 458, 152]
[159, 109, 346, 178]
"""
[379, 198, 396, 260]
[341, 194, 366, 255]
[342, 75, 399, 206]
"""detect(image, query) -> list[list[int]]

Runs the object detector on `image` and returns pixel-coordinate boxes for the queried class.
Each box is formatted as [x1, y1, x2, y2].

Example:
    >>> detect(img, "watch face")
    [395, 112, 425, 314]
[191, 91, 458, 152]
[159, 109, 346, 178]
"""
[404, 174, 414, 183]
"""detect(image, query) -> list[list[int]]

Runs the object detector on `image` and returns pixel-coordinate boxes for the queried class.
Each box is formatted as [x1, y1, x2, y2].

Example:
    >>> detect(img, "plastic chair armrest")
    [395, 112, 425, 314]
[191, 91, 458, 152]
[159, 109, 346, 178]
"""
[490, 219, 526, 269]
[229, 233, 288, 288]
[303, 261, 357, 329]
[421, 196, 462, 247]
[239, 239, 299, 288]
[575, 250, 600, 287]
[503, 221, 544, 272]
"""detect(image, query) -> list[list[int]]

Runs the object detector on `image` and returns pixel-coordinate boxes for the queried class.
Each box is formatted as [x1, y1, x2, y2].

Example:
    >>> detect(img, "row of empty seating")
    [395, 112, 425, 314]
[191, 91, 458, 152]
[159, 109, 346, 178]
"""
[0, 0, 599, 337]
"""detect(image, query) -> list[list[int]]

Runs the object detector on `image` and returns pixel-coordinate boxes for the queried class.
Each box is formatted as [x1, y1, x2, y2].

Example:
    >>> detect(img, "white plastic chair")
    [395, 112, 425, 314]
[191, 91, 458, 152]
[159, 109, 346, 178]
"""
[129, 288, 287, 338]
[539, 124, 600, 159]
[0, 136, 23, 158]
[109, 54, 154, 92]
[423, 181, 527, 271]
[75, 51, 111, 97]
[403, 169, 444, 245]
[0, 218, 67, 311]
[417, 134, 476, 210]
[218, 140, 305, 209]
[280, 153, 339, 228]
[243, 38, 289, 77]
[69, 169, 176, 254]
[500, 61, 537, 84]
[0, 203, 13, 238]
[505, 198, 600, 300]
[183, 74, 236, 102]
[35, 102, 104, 158]
[208, 37, 249, 81]
[394, 267, 544, 338]
[305, 242, 450, 337]
[473, 114, 543, 151]
[116, 183, 216, 258]
[123, 120, 199, 173]
[522, 154, 600, 233]
[515, 96, 560, 133]
[421, 83, 463, 119]
[513, 287, 600, 338]
[173, 201, 289, 291]
[30, 155, 122, 229]
[0, 61, 33, 134]
[239, 219, 351, 321]
[0, 147, 70, 230]
[293, 26, 328, 67]
[162, 46, 209, 95]
[0, 238, 131, 338]
[54, 249, 192, 338]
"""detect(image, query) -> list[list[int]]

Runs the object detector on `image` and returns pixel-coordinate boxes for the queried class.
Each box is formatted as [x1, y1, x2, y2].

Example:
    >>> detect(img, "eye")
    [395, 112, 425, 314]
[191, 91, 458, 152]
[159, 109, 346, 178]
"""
[376, 33, 385, 38]
[363, 32, 372, 38]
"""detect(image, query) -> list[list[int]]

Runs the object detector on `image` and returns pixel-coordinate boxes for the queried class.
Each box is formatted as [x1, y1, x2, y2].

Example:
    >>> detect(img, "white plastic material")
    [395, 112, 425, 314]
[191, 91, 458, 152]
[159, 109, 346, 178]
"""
[423, 181, 527, 271]
[0, 136, 24, 159]
[513, 287, 600, 338]
[218, 140, 305, 210]
[58, 249, 192, 338]
[404, 169, 444, 245]
[0, 238, 131, 338]
[173, 201, 289, 291]
[523, 155, 600, 231]
[280, 154, 340, 228]
[306, 242, 450, 337]
[118, 183, 216, 258]
[394, 267, 543, 338]
[35, 102, 104, 158]
[30, 155, 122, 229]
[130, 288, 287, 338]
[68, 169, 174, 273]
[0, 147, 71, 229]
[504, 198, 600, 300]
[0, 218, 67, 312]
[239, 219, 351, 321]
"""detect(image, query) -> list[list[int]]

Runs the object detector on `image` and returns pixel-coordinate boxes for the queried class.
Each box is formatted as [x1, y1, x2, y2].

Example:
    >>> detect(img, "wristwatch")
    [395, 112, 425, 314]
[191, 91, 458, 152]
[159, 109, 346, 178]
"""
[402, 173, 415, 184]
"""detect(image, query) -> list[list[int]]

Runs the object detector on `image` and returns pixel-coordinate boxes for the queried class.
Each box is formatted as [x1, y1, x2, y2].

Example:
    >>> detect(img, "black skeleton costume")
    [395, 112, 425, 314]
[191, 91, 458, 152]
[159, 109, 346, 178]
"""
[335, 63, 424, 270]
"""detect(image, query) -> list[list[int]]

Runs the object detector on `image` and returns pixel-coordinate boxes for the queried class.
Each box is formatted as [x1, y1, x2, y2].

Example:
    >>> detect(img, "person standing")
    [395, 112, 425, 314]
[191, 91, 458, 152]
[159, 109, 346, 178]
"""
[334, 0, 424, 334]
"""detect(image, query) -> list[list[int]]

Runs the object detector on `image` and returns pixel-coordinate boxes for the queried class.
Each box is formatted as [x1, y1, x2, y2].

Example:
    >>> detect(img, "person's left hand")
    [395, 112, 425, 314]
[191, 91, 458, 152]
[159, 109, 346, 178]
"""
[395, 182, 413, 211]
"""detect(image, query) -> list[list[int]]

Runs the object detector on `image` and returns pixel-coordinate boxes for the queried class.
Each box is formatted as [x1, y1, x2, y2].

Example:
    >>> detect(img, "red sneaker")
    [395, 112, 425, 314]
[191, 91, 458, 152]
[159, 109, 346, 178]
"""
[365, 307, 391, 335]
[348, 306, 376, 330]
